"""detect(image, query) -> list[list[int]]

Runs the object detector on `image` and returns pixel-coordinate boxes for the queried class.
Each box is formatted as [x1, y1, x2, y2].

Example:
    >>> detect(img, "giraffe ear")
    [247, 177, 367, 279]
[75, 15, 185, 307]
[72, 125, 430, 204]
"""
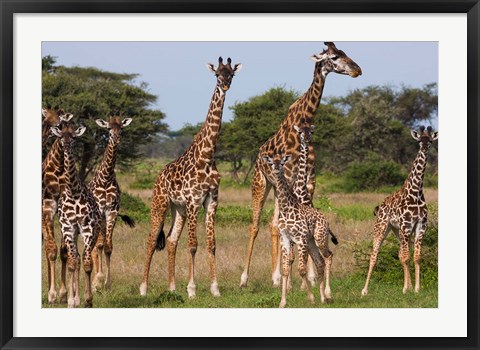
[61, 113, 74, 122]
[293, 125, 300, 133]
[206, 63, 216, 73]
[121, 118, 133, 128]
[262, 155, 272, 164]
[233, 63, 242, 73]
[50, 126, 62, 137]
[96, 119, 109, 128]
[42, 108, 48, 118]
[410, 129, 422, 141]
[310, 53, 327, 62]
[75, 126, 87, 137]
[431, 131, 438, 141]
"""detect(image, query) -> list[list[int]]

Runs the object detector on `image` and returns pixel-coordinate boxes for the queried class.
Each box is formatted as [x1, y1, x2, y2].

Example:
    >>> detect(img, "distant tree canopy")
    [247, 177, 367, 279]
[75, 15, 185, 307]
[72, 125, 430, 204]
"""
[218, 84, 438, 182]
[142, 83, 438, 183]
[42, 55, 168, 180]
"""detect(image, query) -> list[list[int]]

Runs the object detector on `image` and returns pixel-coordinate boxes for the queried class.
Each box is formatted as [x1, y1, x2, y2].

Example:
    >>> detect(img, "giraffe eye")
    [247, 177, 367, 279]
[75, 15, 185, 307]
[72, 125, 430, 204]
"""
[331, 55, 339, 60]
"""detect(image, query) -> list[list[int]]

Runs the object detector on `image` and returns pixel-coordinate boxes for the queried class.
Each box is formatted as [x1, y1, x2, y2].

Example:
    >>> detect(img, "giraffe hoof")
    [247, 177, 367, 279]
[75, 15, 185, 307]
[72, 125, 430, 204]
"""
[239, 272, 248, 288]
[361, 289, 368, 296]
[279, 301, 286, 308]
[93, 272, 105, 291]
[74, 296, 81, 307]
[415, 287, 420, 293]
[84, 300, 93, 308]
[307, 295, 315, 304]
[47, 290, 57, 304]
[210, 283, 220, 297]
[187, 284, 196, 299]
[325, 297, 333, 304]
[68, 298, 76, 308]
[139, 282, 147, 296]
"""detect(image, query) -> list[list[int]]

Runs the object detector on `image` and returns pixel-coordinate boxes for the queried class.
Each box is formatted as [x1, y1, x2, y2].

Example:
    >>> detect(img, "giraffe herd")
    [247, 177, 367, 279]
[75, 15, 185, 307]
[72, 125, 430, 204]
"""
[41, 42, 438, 308]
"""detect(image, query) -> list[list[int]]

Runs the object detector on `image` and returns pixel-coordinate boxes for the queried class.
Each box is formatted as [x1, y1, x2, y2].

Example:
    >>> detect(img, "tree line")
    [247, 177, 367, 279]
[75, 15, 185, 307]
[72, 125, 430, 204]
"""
[42, 56, 437, 185]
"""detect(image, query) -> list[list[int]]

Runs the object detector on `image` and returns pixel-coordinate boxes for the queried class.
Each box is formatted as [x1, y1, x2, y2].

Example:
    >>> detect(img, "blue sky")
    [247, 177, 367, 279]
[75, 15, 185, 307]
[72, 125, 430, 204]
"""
[42, 41, 438, 131]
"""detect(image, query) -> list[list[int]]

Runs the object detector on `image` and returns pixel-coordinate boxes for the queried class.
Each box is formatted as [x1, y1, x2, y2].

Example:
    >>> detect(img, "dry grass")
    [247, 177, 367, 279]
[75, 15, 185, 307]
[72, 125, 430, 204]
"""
[43, 185, 438, 307]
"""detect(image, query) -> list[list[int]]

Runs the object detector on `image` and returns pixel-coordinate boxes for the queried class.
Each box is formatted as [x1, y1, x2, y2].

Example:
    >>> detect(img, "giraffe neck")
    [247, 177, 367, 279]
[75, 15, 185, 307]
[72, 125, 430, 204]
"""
[293, 139, 311, 205]
[404, 145, 430, 196]
[275, 170, 297, 213]
[92, 134, 119, 185]
[42, 138, 64, 175]
[195, 85, 227, 161]
[63, 145, 82, 197]
[283, 61, 327, 128]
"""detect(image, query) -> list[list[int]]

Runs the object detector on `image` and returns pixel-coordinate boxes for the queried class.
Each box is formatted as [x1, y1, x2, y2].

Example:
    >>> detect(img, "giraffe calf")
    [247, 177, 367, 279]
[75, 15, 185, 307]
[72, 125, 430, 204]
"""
[51, 123, 102, 308]
[263, 154, 334, 308]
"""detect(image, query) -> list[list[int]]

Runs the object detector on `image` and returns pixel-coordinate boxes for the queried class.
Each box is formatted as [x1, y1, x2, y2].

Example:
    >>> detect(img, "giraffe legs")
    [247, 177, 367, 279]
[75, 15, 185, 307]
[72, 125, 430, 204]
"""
[166, 207, 186, 292]
[398, 227, 413, 294]
[414, 220, 427, 293]
[240, 165, 271, 287]
[81, 228, 97, 308]
[279, 232, 292, 308]
[59, 238, 68, 304]
[308, 238, 327, 303]
[361, 219, 391, 296]
[103, 211, 118, 290]
[311, 224, 333, 303]
[185, 205, 200, 299]
[139, 185, 169, 296]
[42, 201, 58, 304]
[92, 224, 106, 292]
[270, 197, 281, 286]
[204, 190, 220, 297]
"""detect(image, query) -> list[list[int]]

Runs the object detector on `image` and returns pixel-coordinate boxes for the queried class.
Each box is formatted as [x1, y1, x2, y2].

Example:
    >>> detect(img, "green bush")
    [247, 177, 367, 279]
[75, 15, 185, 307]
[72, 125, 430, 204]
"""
[344, 160, 405, 192]
[120, 192, 150, 223]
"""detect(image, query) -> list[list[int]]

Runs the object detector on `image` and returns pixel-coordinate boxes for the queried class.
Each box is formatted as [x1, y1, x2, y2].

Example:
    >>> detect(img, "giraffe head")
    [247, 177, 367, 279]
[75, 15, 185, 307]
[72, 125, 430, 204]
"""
[50, 123, 86, 151]
[411, 125, 438, 150]
[95, 116, 132, 144]
[42, 106, 74, 141]
[293, 124, 314, 145]
[311, 42, 362, 77]
[207, 57, 242, 92]
[262, 153, 291, 177]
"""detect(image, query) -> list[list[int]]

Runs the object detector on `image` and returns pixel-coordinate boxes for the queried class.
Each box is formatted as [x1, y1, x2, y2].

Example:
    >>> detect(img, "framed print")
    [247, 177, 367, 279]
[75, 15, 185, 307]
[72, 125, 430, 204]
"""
[1, 1, 479, 349]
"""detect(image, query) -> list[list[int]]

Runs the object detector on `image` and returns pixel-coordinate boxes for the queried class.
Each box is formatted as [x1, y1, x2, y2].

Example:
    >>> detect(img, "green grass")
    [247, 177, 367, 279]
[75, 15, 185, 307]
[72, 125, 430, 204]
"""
[42, 271, 438, 308]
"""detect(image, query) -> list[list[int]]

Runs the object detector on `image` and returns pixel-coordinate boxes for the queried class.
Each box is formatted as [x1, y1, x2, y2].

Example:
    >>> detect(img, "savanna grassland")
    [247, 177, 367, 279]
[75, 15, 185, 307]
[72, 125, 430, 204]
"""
[42, 159, 438, 309]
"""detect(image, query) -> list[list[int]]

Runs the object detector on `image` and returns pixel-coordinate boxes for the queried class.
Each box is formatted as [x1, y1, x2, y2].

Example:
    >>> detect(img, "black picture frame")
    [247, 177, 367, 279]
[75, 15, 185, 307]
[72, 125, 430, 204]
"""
[1, 1, 479, 349]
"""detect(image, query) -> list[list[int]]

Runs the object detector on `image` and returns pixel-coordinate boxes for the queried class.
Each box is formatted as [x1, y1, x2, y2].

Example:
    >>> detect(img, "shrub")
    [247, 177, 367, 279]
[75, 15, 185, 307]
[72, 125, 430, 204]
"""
[120, 192, 150, 223]
[344, 160, 405, 192]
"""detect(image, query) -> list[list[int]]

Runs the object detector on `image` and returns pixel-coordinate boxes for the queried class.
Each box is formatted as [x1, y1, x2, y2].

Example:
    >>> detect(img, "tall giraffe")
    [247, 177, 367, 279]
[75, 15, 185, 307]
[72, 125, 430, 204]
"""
[262, 152, 334, 308]
[89, 116, 134, 291]
[139, 57, 242, 299]
[361, 126, 438, 296]
[42, 109, 73, 304]
[51, 123, 102, 308]
[240, 42, 361, 288]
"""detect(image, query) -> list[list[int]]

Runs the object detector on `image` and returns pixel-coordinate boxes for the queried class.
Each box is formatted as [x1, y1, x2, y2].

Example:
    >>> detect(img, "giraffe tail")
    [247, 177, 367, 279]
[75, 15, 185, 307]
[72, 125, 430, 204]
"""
[373, 205, 379, 216]
[119, 214, 136, 228]
[329, 229, 338, 245]
[155, 226, 166, 251]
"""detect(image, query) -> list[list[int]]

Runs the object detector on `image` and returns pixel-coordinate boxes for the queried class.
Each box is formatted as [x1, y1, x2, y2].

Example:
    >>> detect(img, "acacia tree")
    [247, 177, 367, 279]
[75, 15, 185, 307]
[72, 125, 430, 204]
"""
[217, 87, 299, 182]
[42, 56, 168, 180]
